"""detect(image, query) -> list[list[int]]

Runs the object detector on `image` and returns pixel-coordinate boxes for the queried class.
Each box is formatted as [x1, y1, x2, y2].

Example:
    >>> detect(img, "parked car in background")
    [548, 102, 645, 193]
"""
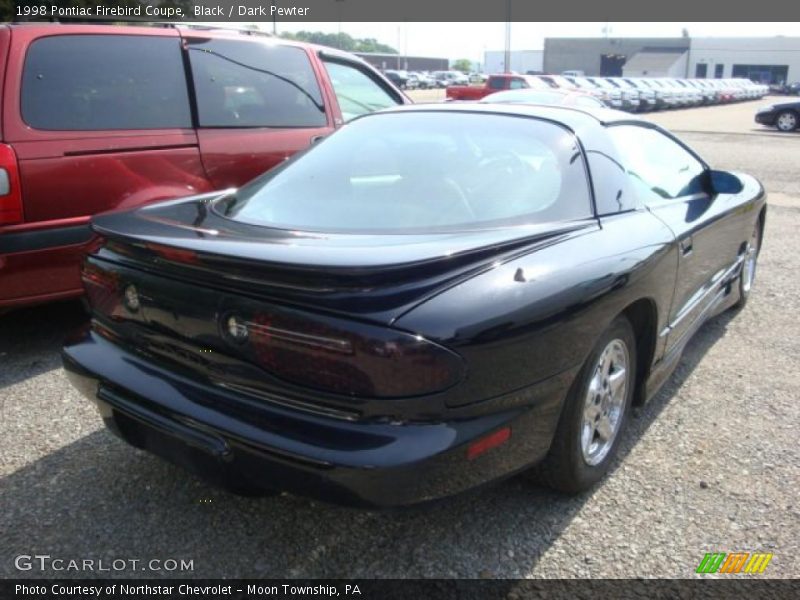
[64, 103, 766, 506]
[624, 78, 668, 110]
[408, 72, 435, 89]
[659, 79, 694, 107]
[480, 88, 606, 109]
[430, 71, 450, 88]
[688, 79, 720, 104]
[641, 79, 677, 108]
[586, 76, 638, 111]
[755, 100, 800, 131]
[707, 79, 735, 103]
[770, 81, 800, 95]
[672, 79, 703, 106]
[433, 70, 469, 87]
[384, 69, 412, 89]
[446, 73, 550, 101]
[563, 75, 622, 109]
[608, 77, 655, 111]
[537, 74, 578, 91]
[469, 72, 488, 83]
[532, 75, 764, 113]
[0, 23, 408, 310]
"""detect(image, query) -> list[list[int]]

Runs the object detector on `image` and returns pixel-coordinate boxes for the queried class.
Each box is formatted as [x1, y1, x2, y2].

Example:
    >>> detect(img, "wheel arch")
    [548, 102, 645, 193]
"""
[620, 297, 659, 406]
[776, 108, 799, 130]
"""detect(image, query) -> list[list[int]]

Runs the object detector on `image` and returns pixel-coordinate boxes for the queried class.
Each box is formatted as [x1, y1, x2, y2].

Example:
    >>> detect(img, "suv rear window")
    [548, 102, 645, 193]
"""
[21, 35, 191, 130]
[187, 39, 326, 128]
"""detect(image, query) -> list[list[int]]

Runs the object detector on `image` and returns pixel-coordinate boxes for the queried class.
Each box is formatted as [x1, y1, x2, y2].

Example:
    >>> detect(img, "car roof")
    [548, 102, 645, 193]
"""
[376, 101, 638, 130]
[4, 22, 381, 72]
[5, 22, 331, 53]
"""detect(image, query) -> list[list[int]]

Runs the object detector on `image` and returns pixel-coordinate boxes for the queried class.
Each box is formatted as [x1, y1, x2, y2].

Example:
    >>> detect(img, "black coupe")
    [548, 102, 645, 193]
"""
[63, 104, 766, 507]
[755, 100, 800, 131]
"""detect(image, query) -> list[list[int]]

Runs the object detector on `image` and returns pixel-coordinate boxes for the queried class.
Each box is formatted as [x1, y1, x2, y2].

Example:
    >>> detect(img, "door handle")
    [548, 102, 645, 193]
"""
[680, 236, 694, 256]
[310, 134, 327, 145]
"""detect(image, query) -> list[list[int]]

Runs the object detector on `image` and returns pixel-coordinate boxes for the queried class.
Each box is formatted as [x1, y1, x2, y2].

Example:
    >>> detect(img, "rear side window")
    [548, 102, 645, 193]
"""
[188, 39, 326, 128]
[22, 35, 191, 130]
[607, 125, 707, 203]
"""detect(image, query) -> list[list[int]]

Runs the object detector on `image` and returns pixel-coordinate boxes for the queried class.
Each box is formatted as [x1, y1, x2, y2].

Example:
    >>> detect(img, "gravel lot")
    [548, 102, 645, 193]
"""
[1, 99, 799, 579]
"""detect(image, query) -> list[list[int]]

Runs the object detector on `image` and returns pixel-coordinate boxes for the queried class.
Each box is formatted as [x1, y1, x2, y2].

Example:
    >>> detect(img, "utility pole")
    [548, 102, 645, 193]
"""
[335, 0, 345, 36]
[504, 0, 511, 73]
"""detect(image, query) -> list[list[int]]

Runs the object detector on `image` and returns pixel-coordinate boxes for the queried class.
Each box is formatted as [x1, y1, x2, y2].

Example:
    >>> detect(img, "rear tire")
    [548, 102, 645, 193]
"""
[533, 316, 637, 493]
[735, 220, 762, 309]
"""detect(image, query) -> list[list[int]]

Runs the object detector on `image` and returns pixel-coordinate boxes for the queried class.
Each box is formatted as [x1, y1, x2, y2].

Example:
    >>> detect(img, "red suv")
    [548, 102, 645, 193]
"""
[0, 24, 408, 309]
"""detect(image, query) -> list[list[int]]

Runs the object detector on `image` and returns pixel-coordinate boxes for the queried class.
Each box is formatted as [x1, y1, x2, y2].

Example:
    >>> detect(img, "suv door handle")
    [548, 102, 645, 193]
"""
[310, 135, 327, 145]
[680, 236, 694, 256]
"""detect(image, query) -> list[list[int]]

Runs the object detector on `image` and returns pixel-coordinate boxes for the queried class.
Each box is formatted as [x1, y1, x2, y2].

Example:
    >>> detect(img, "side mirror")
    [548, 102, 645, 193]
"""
[709, 170, 743, 195]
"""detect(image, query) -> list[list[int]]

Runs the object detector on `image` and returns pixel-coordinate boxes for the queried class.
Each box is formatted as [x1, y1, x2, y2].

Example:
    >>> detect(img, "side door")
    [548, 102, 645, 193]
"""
[1, 28, 208, 303]
[317, 55, 406, 124]
[4, 29, 207, 223]
[606, 124, 746, 351]
[184, 36, 335, 189]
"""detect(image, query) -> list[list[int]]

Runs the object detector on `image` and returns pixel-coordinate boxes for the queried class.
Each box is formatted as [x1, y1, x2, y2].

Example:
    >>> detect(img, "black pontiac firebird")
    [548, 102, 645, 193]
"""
[63, 104, 766, 507]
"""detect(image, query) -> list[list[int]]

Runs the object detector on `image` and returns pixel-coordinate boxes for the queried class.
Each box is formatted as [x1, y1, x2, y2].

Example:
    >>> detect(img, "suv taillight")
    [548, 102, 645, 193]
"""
[223, 310, 465, 398]
[0, 144, 23, 225]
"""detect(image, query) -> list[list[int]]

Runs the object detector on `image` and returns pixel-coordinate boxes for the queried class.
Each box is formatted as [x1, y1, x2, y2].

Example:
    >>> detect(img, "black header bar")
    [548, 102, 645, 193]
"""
[9, 0, 800, 22]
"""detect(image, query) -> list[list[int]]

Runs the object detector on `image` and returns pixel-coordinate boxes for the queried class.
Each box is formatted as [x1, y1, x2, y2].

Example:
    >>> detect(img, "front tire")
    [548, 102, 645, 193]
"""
[775, 110, 798, 132]
[534, 316, 637, 493]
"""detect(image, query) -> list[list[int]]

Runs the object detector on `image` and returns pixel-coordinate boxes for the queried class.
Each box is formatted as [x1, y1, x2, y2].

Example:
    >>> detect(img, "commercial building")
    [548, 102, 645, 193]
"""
[497, 36, 800, 83]
[688, 37, 800, 84]
[354, 52, 448, 72]
[542, 37, 690, 77]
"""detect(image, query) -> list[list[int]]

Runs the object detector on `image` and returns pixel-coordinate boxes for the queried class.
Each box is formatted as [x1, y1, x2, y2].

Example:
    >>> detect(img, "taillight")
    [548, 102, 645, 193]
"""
[146, 242, 200, 265]
[222, 310, 464, 398]
[0, 144, 23, 225]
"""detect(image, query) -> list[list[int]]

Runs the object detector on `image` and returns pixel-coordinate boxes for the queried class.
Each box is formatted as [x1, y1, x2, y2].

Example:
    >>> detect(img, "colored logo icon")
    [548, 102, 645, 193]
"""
[696, 552, 773, 574]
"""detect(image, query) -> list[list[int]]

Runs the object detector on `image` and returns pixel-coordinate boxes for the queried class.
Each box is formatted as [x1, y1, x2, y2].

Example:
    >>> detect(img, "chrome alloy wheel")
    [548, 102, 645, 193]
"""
[776, 111, 797, 132]
[581, 339, 630, 466]
[741, 224, 760, 294]
[742, 224, 761, 294]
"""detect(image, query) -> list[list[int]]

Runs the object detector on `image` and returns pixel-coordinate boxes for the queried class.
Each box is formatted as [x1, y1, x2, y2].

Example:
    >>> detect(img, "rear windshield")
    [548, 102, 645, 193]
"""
[216, 111, 592, 233]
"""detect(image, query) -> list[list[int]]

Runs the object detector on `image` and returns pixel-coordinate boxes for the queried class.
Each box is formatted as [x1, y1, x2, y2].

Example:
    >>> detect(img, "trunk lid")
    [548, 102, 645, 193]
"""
[91, 192, 597, 322]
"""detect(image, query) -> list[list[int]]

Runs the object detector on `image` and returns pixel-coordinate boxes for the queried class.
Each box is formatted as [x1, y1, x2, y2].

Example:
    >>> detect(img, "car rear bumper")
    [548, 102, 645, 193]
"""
[62, 329, 569, 507]
[0, 221, 94, 308]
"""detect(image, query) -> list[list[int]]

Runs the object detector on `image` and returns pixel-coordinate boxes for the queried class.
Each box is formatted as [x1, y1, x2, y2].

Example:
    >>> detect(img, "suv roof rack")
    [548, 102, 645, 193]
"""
[10, 19, 273, 37]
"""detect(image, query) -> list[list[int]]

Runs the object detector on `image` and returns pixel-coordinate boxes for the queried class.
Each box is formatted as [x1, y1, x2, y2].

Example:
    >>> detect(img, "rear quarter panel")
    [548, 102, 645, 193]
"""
[395, 210, 677, 408]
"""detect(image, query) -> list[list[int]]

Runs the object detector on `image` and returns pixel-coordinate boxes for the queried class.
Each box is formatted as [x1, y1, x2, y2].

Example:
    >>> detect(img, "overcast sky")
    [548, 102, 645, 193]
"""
[261, 22, 800, 61]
